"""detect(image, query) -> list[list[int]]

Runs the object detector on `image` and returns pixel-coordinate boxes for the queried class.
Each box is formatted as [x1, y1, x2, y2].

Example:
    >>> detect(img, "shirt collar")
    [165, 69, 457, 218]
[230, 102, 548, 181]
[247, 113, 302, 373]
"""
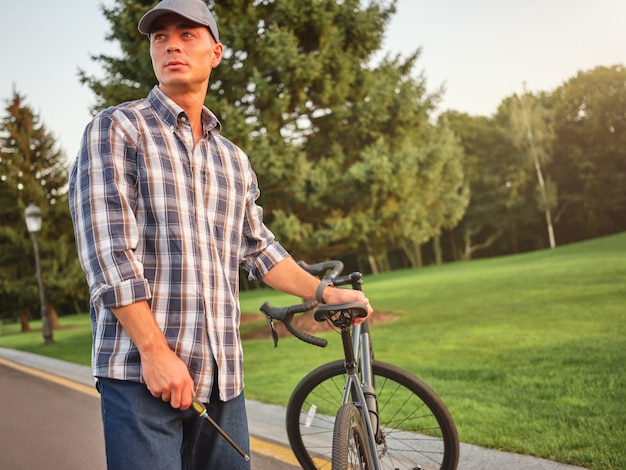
[148, 86, 222, 136]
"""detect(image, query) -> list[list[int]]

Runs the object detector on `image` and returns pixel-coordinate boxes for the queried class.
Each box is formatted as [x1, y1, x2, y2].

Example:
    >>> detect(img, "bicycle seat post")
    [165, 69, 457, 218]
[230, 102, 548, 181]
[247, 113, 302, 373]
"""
[341, 325, 357, 374]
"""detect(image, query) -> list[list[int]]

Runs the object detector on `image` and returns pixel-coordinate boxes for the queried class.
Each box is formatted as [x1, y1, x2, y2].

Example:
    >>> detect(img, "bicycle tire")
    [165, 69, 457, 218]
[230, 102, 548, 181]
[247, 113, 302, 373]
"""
[286, 359, 459, 470]
[332, 403, 375, 469]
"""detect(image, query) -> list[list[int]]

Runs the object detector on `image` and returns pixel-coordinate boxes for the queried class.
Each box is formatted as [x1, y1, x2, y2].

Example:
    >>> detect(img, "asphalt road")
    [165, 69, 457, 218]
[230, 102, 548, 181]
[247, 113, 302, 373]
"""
[0, 361, 106, 469]
[0, 361, 296, 470]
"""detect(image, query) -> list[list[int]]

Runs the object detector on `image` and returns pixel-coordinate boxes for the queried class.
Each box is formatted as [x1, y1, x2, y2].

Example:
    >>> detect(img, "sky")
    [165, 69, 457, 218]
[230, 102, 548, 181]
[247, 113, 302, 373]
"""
[1, 0, 624, 161]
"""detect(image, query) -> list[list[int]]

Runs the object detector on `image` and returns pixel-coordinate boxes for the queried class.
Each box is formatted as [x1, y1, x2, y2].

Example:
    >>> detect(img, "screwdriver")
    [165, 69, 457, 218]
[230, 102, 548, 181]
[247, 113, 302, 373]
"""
[191, 398, 250, 462]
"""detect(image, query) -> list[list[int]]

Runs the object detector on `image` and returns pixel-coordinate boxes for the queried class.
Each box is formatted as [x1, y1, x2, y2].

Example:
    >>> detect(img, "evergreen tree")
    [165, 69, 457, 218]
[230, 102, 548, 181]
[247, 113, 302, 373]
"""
[0, 90, 82, 327]
[79, 0, 157, 110]
[81, 0, 469, 269]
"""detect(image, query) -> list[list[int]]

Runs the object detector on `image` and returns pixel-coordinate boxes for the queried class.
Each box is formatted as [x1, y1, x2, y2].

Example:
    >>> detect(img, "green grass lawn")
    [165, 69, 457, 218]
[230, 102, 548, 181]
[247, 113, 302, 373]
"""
[2, 233, 624, 469]
[0, 313, 93, 365]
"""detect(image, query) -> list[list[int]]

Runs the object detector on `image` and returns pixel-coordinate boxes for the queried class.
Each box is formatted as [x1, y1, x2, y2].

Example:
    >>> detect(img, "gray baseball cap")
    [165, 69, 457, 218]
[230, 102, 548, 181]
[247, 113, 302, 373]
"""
[138, 0, 219, 42]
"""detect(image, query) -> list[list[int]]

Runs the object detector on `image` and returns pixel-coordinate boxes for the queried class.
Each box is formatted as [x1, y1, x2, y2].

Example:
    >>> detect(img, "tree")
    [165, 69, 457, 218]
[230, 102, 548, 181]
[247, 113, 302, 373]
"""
[268, 51, 446, 270]
[80, 0, 400, 182]
[395, 122, 468, 267]
[549, 65, 626, 243]
[79, 0, 157, 111]
[509, 89, 557, 249]
[0, 90, 80, 329]
[81, 0, 469, 272]
[443, 111, 520, 260]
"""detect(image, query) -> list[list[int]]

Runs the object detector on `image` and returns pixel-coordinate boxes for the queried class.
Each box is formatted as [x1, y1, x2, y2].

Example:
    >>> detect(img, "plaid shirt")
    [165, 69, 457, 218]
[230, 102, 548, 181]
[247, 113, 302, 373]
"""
[69, 86, 289, 402]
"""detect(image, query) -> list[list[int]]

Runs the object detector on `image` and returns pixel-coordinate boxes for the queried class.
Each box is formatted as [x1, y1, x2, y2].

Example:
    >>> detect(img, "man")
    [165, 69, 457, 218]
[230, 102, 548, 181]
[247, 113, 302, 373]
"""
[68, 0, 371, 469]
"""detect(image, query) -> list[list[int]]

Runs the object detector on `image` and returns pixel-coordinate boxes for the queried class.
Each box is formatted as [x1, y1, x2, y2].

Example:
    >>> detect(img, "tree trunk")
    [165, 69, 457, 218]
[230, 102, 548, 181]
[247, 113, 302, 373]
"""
[20, 307, 31, 333]
[517, 90, 557, 250]
[533, 158, 557, 249]
[401, 241, 423, 268]
[462, 232, 473, 261]
[367, 254, 379, 275]
[462, 228, 503, 261]
[433, 235, 443, 265]
[48, 303, 61, 330]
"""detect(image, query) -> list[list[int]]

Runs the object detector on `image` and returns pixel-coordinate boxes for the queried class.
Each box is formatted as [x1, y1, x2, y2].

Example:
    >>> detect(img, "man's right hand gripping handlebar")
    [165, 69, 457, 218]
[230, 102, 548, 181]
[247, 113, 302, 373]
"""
[260, 260, 372, 348]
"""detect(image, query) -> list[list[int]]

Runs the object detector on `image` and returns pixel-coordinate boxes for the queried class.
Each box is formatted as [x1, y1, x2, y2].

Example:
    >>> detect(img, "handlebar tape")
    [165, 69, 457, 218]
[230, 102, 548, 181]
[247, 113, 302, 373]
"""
[298, 260, 344, 279]
[260, 301, 328, 348]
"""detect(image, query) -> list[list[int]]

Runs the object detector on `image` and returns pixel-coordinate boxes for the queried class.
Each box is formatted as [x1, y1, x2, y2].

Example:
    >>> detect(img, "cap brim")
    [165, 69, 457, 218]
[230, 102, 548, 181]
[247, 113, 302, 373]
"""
[138, 9, 174, 35]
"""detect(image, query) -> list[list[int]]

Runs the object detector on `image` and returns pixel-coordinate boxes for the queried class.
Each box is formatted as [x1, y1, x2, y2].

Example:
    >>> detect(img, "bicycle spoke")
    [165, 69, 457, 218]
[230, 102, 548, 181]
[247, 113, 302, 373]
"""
[286, 360, 458, 470]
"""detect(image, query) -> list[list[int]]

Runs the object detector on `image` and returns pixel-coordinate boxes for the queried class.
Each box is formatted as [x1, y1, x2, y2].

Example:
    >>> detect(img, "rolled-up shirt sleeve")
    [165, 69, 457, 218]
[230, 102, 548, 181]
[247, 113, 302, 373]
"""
[238, 161, 290, 281]
[69, 111, 151, 309]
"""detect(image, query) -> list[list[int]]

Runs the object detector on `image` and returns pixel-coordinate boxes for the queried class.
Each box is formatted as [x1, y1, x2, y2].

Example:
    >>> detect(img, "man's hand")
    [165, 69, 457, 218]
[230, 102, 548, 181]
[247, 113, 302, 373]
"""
[141, 345, 196, 410]
[322, 284, 373, 325]
[112, 301, 195, 410]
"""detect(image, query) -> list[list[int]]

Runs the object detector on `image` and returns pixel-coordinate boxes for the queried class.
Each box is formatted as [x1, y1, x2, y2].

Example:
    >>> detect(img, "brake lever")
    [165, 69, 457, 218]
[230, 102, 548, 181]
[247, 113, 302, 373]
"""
[266, 316, 279, 348]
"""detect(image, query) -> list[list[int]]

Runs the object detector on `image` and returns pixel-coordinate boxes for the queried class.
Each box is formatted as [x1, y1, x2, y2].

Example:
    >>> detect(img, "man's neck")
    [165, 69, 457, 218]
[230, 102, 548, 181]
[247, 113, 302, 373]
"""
[159, 85, 206, 142]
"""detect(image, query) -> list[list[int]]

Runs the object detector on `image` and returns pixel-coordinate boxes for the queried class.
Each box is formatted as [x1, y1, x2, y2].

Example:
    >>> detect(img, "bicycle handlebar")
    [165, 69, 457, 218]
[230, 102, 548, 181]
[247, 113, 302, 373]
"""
[260, 300, 327, 347]
[297, 259, 344, 279]
[259, 260, 359, 348]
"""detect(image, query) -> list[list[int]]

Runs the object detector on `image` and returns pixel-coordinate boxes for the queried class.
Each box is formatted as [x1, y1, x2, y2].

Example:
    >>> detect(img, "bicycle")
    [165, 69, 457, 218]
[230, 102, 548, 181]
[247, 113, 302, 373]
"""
[260, 260, 459, 470]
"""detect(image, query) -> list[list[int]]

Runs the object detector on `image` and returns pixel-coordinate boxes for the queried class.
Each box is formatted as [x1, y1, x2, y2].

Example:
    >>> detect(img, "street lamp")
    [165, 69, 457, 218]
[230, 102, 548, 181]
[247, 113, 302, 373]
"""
[24, 203, 54, 344]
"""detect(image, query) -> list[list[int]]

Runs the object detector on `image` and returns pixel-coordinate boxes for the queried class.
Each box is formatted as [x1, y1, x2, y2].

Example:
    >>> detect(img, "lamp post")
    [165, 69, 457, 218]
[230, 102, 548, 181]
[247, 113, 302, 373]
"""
[24, 203, 54, 344]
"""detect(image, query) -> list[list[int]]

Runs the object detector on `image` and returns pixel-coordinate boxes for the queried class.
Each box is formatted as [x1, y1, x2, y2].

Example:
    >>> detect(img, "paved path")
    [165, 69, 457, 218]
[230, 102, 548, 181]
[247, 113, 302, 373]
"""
[0, 361, 106, 469]
[0, 348, 589, 470]
[0, 351, 293, 470]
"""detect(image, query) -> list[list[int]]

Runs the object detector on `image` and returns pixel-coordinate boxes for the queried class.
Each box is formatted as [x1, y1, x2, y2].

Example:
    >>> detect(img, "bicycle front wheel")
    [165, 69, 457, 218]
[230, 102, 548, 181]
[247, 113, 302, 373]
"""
[286, 359, 459, 470]
[332, 403, 375, 469]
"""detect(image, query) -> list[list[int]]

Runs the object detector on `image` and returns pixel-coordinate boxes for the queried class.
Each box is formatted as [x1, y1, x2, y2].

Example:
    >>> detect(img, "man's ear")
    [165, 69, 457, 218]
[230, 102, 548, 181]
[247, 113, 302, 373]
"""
[211, 43, 223, 68]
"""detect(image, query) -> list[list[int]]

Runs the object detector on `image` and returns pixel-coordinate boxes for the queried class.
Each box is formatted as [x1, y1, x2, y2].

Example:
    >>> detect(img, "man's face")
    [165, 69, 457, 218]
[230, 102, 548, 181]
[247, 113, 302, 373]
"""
[149, 13, 222, 94]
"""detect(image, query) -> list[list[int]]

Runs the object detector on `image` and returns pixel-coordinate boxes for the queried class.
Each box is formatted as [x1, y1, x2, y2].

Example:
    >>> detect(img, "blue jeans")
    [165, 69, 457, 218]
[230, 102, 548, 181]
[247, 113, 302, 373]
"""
[97, 378, 250, 470]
